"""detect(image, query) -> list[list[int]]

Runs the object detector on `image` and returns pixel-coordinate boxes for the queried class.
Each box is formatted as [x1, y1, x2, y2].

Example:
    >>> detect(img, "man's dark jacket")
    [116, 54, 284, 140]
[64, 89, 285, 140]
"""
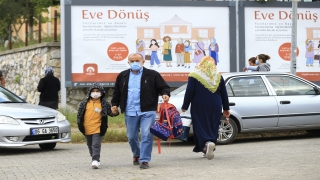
[111, 67, 170, 113]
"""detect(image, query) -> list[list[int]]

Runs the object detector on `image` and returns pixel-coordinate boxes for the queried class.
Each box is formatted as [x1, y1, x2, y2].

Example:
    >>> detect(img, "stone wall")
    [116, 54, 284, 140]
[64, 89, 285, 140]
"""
[0, 43, 92, 112]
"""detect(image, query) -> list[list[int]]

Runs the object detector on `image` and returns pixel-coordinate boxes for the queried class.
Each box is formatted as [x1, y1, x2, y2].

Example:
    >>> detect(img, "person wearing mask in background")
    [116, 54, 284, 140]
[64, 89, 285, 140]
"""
[37, 66, 60, 109]
[77, 83, 118, 169]
[0, 70, 5, 87]
[111, 53, 170, 169]
[243, 57, 258, 72]
[243, 54, 271, 72]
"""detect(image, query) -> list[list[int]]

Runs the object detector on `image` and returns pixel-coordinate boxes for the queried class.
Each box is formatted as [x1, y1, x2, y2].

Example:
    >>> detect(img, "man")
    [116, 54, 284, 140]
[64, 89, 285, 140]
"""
[175, 38, 185, 67]
[0, 70, 5, 87]
[111, 53, 170, 169]
[37, 66, 60, 109]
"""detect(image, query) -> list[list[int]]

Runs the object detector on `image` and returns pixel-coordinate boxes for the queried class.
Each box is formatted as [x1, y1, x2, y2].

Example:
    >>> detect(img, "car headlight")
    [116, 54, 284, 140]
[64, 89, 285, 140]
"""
[57, 112, 66, 122]
[0, 116, 19, 125]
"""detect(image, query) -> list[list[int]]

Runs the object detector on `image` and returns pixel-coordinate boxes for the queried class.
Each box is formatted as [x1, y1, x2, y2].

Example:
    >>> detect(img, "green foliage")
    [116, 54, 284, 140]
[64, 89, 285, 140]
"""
[15, 74, 21, 84]
[0, 34, 61, 52]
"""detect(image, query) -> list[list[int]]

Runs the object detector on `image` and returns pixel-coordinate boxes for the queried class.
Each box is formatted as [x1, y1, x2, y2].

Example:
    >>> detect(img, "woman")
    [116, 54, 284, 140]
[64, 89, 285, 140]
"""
[193, 36, 205, 68]
[209, 38, 219, 65]
[37, 66, 60, 109]
[245, 54, 271, 72]
[184, 40, 192, 69]
[149, 39, 161, 68]
[181, 56, 230, 160]
[243, 57, 257, 72]
[162, 36, 173, 67]
[305, 39, 314, 67]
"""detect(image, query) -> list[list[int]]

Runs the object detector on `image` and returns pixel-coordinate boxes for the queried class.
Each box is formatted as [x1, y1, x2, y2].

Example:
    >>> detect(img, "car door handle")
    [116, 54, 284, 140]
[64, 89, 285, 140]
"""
[280, 101, 290, 104]
[229, 102, 236, 106]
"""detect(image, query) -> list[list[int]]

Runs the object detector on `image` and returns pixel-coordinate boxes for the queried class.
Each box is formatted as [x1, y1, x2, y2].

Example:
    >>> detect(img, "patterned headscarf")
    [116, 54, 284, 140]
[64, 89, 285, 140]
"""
[45, 66, 54, 76]
[189, 56, 221, 93]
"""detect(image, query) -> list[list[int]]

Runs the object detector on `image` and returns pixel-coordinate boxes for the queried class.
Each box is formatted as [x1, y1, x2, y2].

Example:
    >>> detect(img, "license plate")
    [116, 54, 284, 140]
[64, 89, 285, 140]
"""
[31, 127, 59, 135]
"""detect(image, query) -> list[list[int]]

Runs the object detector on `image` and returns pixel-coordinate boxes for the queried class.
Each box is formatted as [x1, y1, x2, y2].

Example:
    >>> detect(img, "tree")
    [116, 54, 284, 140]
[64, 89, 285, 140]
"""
[0, 0, 26, 42]
[26, 0, 60, 40]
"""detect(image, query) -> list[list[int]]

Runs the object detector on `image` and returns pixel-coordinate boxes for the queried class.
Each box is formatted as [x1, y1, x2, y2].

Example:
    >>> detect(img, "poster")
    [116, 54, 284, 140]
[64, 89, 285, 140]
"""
[245, 7, 320, 81]
[71, 6, 230, 85]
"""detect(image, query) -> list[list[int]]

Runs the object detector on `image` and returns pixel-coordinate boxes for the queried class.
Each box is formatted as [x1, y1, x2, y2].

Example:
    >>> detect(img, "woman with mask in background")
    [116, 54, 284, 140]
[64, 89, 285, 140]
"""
[244, 54, 271, 72]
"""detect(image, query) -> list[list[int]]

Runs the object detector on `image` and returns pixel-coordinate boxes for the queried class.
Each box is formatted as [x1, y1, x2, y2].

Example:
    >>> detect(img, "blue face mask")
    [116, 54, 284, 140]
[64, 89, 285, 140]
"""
[130, 62, 142, 71]
[255, 60, 259, 65]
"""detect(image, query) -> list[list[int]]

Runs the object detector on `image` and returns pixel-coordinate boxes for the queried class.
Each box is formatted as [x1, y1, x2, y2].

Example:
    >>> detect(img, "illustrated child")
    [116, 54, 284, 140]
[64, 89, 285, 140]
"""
[193, 36, 205, 68]
[136, 39, 145, 58]
[209, 38, 219, 65]
[162, 36, 173, 67]
[149, 39, 161, 68]
[305, 39, 314, 67]
[184, 40, 192, 69]
[175, 38, 185, 67]
[77, 83, 119, 169]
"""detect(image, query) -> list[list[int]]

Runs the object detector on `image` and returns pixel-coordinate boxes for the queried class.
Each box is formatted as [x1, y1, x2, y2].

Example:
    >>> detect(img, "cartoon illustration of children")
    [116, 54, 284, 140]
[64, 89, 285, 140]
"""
[209, 38, 219, 65]
[175, 38, 185, 67]
[162, 36, 173, 67]
[136, 39, 145, 58]
[305, 39, 314, 67]
[193, 36, 205, 67]
[184, 40, 192, 69]
[149, 39, 161, 68]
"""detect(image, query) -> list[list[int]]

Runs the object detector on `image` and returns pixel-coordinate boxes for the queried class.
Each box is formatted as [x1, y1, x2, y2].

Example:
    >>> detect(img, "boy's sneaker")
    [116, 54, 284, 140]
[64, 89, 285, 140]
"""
[140, 162, 149, 169]
[91, 160, 100, 169]
[205, 142, 215, 160]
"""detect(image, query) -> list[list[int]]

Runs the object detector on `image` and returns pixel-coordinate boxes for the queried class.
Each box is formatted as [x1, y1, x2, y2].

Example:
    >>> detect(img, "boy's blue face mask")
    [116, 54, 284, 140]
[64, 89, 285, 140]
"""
[255, 60, 259, 65]
[130, 62, 142, 71]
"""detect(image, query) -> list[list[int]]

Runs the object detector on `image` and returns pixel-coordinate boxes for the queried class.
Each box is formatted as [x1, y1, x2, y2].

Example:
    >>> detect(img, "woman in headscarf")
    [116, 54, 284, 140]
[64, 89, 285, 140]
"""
[37, 66, 61, 109]
[181, 56, 230, 160]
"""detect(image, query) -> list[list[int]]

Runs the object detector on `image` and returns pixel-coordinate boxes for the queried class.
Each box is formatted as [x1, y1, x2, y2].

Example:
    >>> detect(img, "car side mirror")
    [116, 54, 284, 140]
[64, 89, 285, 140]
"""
[313, 87, 320, 95]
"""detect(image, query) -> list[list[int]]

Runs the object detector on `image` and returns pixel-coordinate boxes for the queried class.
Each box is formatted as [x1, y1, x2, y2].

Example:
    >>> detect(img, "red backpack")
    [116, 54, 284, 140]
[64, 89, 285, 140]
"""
[150, 102, 183, 153]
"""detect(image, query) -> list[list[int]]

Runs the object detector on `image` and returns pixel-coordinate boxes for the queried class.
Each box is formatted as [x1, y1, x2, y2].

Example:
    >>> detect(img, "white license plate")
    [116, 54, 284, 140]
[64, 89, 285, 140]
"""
[31, 127, 59, 135]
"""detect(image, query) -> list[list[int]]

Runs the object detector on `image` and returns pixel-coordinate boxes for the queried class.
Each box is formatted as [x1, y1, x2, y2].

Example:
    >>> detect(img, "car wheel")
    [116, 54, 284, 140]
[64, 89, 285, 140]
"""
[39, 143, 56, 150]
[217, 117, 238, 145]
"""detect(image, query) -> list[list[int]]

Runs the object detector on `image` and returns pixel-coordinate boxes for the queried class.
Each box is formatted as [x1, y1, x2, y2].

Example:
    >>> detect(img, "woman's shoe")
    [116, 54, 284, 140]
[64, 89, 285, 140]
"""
[205, 142, 215, 160]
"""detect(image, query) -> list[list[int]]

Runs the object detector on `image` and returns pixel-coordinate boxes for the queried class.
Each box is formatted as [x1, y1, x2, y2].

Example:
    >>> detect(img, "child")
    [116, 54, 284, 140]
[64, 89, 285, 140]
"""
[77, 83, 118, 169]
[243, 57, 257, 72]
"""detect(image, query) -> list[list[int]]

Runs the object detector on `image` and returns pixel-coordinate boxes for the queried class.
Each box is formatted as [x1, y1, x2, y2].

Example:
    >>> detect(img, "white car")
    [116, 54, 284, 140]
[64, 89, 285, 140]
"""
[161, 72, 320, 145]
[0, 86, 71, 149]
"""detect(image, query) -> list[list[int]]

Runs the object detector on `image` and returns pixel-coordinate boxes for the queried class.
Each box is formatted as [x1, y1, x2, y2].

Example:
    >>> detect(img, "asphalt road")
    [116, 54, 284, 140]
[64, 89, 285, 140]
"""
[1, 134, 320, 180]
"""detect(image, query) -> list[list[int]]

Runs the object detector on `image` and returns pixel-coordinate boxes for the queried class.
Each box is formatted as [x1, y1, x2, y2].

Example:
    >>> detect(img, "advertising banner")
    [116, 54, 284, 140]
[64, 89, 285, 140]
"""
[71, 6, 230, 86]
[245, 7, 320, 81]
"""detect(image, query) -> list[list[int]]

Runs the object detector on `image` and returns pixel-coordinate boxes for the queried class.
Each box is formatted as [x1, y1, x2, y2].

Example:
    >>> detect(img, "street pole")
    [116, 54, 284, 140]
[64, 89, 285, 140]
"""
[236, 0, 239, 72]
[61, 0, 67, 108]
[290, 0, 298, 75]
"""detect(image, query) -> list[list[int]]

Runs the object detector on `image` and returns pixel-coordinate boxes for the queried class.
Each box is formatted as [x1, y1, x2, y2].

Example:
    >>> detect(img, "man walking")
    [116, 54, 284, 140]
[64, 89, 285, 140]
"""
[111, 53, 170, 169]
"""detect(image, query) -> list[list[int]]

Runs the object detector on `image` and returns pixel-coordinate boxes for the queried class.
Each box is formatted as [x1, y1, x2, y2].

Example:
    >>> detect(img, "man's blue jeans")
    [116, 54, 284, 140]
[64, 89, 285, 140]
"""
[125, 111, 156, 163]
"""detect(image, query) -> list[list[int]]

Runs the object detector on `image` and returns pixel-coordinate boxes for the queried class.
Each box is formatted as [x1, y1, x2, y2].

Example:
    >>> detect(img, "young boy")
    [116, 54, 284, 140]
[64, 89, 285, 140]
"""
[77, 83, 118, 169]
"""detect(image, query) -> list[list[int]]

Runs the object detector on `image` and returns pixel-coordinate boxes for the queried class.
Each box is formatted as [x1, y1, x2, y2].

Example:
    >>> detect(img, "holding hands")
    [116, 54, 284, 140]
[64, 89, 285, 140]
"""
[111, 106, 119, 115]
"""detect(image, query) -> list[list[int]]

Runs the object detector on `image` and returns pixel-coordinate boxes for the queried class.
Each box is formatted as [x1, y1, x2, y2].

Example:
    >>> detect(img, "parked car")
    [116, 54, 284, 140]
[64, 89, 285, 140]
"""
[160, 72, 320, 145]
[0, 86, 71, 149]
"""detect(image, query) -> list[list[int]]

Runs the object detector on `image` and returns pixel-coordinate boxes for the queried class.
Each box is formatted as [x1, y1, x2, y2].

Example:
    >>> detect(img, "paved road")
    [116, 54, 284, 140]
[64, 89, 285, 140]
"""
[1, 134, 320, 180]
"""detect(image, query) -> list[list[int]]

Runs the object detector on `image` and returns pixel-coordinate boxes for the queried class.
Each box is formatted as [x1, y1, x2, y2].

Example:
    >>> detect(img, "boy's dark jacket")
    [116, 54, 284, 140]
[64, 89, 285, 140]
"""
[112, 67, 170, 113]
[77, 83, 115, 136]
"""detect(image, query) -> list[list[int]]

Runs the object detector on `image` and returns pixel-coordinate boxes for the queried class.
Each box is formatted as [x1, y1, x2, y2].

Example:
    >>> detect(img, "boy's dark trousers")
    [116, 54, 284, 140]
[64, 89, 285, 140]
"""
[85, 134, 103, 162]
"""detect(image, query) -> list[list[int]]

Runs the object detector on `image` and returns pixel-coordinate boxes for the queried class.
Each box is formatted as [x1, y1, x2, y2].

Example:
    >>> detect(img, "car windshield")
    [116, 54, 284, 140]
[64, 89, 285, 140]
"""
[171, 84, 187, 95]
[0, 87, 25, 103]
